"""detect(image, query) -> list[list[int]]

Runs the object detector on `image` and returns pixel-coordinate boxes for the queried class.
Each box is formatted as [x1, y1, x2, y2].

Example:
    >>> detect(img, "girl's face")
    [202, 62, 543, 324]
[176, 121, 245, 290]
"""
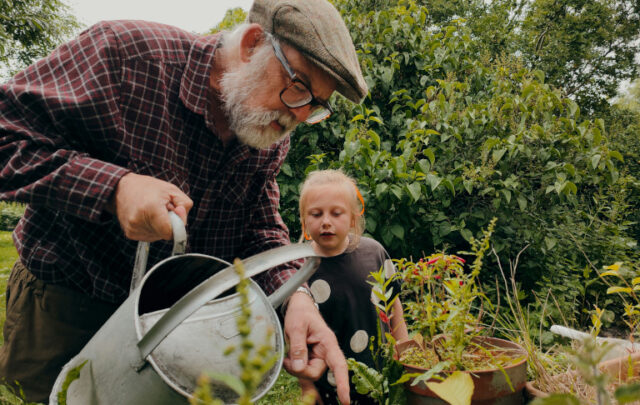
[303, 183, 355, 256]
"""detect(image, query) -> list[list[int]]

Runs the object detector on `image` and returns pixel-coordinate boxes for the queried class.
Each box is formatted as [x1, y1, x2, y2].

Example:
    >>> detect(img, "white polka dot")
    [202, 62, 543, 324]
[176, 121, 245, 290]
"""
[350, 330, 369, 353]
[310, 279, 331, 303]
[327, 370, 336, 387]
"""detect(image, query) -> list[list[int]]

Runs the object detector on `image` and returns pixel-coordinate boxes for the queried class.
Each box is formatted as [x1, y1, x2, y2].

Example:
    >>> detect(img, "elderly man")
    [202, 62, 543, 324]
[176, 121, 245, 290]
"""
[0, 0, 368, 402]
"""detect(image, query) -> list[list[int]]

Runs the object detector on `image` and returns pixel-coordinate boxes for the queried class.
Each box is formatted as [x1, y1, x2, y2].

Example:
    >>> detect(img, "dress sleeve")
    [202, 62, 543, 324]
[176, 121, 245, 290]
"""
[0, 22, 130, 223]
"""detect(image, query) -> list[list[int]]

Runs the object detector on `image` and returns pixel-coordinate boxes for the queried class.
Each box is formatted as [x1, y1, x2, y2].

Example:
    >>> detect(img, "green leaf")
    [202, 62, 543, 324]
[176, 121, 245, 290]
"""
[607, 286, 633, 294]
[208, 372, 246, 396]
[591, 154, 601, 169]
[517, 195, 527, 211]
[544, 237, 557, 250]
[463, 179, 473, 194]
[609, 150, 624, 162]
[501, 189, 511, 204]
[351, 114, 365, 122]
[347, 358, 383, 396]
[367, 130, 381, 149]
[460, 228, 473, 242]
[424, 149, 436, 166]
[375, 183, 388, 197]
[369, 116, 384, 125]
[390, 224, 404, 239]
[407, 182, 422, 202]
[426, 371, 474, 405]
[58, 360, 88, 405]
[615, 383, 640, 404]
[492, 148, 506, 163]
[280, 163, 292, 177]
[427, 173, 442, 191]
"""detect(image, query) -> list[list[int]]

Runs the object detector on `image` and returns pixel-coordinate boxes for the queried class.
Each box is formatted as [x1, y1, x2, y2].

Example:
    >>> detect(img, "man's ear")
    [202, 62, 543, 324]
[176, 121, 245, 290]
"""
[239, 24, 265, 63]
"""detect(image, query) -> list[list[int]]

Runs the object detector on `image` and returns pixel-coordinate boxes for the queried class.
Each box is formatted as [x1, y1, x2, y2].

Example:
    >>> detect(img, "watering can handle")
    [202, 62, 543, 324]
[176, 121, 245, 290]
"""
[130, 211, 187, 293]
[136, 243, 320, 362]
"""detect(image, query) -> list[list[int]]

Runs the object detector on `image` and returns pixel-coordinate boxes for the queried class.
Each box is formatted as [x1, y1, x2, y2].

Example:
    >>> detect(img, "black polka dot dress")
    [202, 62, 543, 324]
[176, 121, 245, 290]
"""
[308, 237, 399, 405]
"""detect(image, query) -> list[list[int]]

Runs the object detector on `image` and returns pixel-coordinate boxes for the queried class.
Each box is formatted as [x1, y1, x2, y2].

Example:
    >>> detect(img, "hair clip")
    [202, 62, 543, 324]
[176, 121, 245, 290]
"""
[355, 185, 365, 216]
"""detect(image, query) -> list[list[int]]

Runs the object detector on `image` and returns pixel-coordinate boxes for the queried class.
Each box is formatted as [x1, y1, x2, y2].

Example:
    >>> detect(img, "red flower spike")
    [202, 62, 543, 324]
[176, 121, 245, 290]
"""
[427, 257, 440, 265]
[434, 275, 442, 280]
[459, 281, 464, 286]
[454, 256, 466, 263]
[379, 311, 389, 323]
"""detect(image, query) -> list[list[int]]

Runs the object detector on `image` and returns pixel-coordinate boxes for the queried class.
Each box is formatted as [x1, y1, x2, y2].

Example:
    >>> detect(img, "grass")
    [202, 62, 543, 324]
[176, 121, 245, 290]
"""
[0, 231, 16, 346]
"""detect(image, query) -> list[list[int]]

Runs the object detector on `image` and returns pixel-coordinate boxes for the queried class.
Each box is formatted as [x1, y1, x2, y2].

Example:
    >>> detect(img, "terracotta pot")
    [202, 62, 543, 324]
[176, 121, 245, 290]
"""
[524, 350, 640, 398]
[397, 337, 529, 405]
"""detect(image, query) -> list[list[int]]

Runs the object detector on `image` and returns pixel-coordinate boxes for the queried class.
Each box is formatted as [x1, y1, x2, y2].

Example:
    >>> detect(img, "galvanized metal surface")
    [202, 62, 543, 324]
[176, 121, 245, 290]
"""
[49, 230, 320, 404]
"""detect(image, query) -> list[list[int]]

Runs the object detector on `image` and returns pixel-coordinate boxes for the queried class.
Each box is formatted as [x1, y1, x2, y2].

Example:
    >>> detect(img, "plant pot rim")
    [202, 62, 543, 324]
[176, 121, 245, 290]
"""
[396, 336, 529, 401]
[397, 336, 528, 374]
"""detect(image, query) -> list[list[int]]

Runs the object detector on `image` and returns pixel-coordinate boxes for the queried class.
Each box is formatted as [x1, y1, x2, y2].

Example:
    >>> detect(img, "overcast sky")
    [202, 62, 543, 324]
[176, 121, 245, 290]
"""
[66, 0, 254, 33]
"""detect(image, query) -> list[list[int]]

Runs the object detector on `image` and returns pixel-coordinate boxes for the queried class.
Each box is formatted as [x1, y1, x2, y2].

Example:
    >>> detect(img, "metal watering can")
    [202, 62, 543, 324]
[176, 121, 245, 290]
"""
[49, 212, 320, 404]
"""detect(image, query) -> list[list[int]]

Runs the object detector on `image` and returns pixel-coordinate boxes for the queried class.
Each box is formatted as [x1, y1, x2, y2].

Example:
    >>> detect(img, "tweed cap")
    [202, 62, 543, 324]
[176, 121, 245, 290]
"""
[249, 0, 368, 103]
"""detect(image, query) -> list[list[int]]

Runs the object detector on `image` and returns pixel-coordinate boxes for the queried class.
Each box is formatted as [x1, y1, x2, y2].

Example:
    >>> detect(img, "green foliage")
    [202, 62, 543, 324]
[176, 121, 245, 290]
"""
[348, 264, 407, 404]
[0, 383, 41, 405]
[278, 0, 636, 331]
[398, 219, 497, 371]
[0, 0, 81, 80]
[57, 360, 87, 405]
[409, 0, 640, 114]
[0, 202, 25, 231]
[207, 8, 247, 34]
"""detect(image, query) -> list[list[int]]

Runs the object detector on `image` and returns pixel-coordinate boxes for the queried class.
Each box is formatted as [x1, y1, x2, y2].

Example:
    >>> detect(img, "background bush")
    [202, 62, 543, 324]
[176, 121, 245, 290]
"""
[276, 0, 640, 331]
[0, 202, 25, 232]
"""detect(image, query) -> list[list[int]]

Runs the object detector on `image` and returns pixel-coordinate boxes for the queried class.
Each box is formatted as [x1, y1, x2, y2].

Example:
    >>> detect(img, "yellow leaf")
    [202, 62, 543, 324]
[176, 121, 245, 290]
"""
[600, 270, 619, 277]
[426, 371, 474, 405]
[632, 277, 640, 286]
[605, 262, 622, 271]
[607, 286, 633, 295]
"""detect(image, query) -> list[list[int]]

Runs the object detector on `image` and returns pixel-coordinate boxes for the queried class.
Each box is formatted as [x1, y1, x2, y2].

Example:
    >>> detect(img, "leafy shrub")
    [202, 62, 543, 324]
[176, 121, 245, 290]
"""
[278, 0, 636, 329]
[0, 202, 25, 231]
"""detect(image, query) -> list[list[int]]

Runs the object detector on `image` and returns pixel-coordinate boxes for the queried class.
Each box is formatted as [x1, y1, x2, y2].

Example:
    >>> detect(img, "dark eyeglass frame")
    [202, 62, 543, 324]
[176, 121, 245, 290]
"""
[266, 34, 333, 124]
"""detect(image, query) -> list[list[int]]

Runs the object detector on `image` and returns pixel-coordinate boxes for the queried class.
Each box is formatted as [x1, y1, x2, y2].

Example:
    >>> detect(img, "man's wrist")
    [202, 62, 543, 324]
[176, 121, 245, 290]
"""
[281, 286, 318, 316]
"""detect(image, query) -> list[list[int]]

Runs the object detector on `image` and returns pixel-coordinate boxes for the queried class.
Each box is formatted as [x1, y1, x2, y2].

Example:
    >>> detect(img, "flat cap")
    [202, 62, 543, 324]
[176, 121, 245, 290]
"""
[249, 0, 368, 103]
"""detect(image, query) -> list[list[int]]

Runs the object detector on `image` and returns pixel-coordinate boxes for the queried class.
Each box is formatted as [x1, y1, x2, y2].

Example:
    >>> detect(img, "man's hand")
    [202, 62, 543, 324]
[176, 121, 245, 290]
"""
[108, 173, 193, 241]
[283, 292, 350, 404]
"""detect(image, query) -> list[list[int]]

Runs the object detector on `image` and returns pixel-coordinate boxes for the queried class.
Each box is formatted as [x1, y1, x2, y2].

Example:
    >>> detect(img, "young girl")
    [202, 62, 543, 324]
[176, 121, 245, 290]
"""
[297, 169, 408, 405]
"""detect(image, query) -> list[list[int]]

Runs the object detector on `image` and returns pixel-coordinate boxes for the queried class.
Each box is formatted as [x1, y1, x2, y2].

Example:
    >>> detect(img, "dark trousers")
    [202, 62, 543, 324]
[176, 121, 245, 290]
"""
[0, 261, 118, 403]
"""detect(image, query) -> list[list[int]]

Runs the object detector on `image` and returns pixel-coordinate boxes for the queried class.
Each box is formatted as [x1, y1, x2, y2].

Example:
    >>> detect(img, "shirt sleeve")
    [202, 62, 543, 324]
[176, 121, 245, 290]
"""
[0, 22, 130, 223]
[241, 140, 299, 294]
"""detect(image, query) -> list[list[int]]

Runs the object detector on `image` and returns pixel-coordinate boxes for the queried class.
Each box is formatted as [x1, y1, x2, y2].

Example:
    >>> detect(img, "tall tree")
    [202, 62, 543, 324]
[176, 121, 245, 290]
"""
[519, 0, 640, 113]
[411, 0, 640, 114]
[0, 0, 80, 80]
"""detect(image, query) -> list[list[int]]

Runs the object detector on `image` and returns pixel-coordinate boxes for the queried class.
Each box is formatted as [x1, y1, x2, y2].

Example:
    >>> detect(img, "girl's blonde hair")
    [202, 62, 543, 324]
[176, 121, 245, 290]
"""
[298, 169, 365, 250]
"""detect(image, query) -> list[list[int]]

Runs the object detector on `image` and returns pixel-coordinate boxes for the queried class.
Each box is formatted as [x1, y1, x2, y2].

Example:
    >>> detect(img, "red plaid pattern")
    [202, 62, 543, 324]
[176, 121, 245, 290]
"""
[0, 21, 295, 304]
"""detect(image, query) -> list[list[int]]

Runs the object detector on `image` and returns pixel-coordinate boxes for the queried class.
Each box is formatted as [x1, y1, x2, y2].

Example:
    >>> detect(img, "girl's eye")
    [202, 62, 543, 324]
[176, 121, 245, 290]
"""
[311, 212, 321, 217]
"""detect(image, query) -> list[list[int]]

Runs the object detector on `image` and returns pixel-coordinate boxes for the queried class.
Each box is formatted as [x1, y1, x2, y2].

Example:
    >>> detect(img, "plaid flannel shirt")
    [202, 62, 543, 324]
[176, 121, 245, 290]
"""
[0, 20, 296, 304]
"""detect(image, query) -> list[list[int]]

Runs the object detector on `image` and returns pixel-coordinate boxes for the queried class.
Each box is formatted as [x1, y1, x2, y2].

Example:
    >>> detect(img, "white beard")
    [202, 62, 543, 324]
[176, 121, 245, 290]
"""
[219, 44, 298, 149]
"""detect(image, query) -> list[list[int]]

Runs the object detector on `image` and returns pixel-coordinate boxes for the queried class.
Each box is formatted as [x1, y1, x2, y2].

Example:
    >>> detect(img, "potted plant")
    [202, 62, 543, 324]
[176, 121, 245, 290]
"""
[394, 218, 529, 405]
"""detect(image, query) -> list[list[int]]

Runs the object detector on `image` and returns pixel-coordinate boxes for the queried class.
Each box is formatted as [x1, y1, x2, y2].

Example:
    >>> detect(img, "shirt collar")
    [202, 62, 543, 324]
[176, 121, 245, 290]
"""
[179, 33, 222, 128]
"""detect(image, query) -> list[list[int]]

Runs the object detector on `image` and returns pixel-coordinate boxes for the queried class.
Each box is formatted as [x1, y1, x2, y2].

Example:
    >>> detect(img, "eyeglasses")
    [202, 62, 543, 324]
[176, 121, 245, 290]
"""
[266, 34, 333, 124]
